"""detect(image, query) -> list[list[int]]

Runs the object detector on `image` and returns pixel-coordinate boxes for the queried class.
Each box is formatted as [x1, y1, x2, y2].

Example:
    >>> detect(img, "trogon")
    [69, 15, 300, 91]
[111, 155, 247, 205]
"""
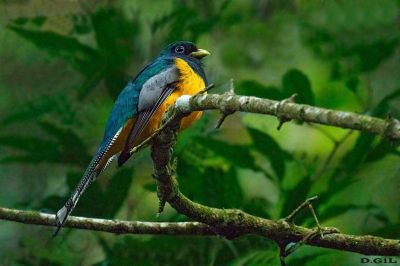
[53, 41, 209, 236]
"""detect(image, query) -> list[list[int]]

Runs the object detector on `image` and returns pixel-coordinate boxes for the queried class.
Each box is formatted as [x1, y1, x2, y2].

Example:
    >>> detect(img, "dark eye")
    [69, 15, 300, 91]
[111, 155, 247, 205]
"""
[175, 46, 185, 53]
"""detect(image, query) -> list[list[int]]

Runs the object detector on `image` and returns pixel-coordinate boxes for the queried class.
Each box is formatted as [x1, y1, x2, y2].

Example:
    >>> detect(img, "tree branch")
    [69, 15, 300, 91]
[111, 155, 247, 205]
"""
[180, 92, 400, 141]
[0, 206, 215, 236]
[1, 206, 399, 256]
[1, 92, 399, 257]
[149, 92, 400, 256]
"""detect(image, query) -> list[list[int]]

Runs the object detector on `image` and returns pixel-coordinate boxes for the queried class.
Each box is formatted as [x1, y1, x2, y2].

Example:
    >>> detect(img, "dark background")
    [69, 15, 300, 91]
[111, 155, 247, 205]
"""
[0, 0, 399, 265]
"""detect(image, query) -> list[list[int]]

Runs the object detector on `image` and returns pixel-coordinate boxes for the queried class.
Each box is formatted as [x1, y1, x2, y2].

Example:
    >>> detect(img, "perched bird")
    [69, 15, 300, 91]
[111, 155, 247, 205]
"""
[53, 41, 209, 236]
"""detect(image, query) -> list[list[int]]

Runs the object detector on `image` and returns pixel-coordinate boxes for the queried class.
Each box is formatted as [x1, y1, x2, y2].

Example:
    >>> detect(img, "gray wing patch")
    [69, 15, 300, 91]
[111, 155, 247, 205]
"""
[127, 86, 175, 146]
[117, 85, 176, 166]
[138, 65, 179, 111]
[117, 66, 180, 166]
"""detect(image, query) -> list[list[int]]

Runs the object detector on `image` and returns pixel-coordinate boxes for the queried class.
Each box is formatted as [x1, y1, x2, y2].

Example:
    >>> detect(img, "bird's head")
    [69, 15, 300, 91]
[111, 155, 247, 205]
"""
[157, 41, 210, 60]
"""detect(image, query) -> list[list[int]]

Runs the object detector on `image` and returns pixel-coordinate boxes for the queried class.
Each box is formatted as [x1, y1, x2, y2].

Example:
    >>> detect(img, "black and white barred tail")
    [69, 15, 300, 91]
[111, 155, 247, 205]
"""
[52, 156, 114, 237]
[52, 129, 121, 237]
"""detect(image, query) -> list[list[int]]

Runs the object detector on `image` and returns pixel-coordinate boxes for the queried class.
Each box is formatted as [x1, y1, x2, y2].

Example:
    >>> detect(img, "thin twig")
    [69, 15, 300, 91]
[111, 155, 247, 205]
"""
[308, 202, 321, 230]
[215, 113, 231, 129]
[215, 80, 236, 129]
[131, 84, 216, 154]
[276, 94, 297, 130]
[281, 227, 340, 258]
[307, 123, 337, 143]
[130, 115, 176, 154]
[194, 83, 215, 96]
[285, 196, 318, 223]
[279, 244, 287, 266]
[311, 130, 354, 180]
[281, 196, 340, 259]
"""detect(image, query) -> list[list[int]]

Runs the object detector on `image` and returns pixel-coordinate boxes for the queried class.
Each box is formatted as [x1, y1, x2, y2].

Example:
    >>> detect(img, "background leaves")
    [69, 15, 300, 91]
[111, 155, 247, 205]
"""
[0, 0, 399, 265]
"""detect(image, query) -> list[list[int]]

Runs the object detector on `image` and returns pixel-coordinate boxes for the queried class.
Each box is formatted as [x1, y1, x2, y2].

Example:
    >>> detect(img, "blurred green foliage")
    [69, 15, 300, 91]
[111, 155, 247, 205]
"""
[0, 0, 399, 265]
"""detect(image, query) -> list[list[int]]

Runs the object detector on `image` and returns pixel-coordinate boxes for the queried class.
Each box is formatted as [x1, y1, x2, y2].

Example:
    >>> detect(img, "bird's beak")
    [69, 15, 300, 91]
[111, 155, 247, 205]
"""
[191, 48, 210, 59]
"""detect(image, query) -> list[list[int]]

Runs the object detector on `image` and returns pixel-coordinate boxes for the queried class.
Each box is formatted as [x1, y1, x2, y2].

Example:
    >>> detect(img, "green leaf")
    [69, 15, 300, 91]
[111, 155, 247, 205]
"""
[365, 138, 400, 163]
[195, 137, 261, 171]
[232, 250, 278, 266]
[372, 89, 400, 117]
[280, 176, 312, 224]
[1, 94, 76, 126]
[316, 132, 374, 214]
[237, 80, 282, 100]
[373, 223, 400, 239]
[0, 122, 91, 167]
[242, 197, 272, 220]
[31, 16, 47, 27]
[247, 127, 290, 179]
[301, 1, 399, 77]
[77, 67, 107, 100]
[345, 76, 359, 94]
[8, 9, 140, 101]
[0, 135, 63, 165]
[89, 8, 139, 99]
[332, 133, 375, 180]
[142, 183, 157, 193]
[289, 254, 323, 266]
[151, 3, 225, 44]
[7, 25, 100, 76]
[178, 158, 244, 209]
[355, 40, 399, 72]
[282, 69, 315, 105]
[99, 233, 274, 266]
[101, 167, 134, 218]
[12, 17, 29, 26]
[0, 135, 57, 153]
[317, 178, 359, 211]
[46, 167, 133, 219]
[101, 236, 211, 265]
[318, 204, 385, 222]
[41, 194, 70, 214]
[38, 121, 91, 167]
[326, 89, 400, 182]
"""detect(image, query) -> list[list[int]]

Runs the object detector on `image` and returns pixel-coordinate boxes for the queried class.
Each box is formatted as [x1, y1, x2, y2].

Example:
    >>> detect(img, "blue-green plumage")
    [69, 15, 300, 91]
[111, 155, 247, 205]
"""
[100, 60, 170, 148]
[53, 41, 209, 236]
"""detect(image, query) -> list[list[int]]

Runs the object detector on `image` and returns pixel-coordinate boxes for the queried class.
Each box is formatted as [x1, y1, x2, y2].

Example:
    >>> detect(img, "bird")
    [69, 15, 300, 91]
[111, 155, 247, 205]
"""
[53, 41, 209, 237]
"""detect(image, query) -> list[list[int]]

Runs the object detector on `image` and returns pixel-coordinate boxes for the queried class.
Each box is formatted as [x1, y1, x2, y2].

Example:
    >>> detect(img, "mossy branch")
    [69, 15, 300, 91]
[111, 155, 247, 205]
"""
[177, 92, 400, 141]
[0, 206, 215, 236]
[1, 91, 399, 257]
[149, 91, 400, 257]
[1, 206, 399, 256]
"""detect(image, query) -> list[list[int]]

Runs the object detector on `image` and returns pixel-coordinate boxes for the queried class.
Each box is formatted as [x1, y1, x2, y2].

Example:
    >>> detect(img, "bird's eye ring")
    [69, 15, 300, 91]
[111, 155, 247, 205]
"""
[175, 46, 185, 53]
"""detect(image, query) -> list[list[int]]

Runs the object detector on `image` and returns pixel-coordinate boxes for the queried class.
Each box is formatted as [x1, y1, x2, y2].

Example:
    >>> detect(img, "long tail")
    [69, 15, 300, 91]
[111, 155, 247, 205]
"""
[52, 155, 114, 237]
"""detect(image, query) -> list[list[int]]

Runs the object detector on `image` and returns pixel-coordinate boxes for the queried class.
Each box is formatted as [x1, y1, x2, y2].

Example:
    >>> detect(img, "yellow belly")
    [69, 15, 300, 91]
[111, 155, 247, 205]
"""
[96, 58, 206, 168]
